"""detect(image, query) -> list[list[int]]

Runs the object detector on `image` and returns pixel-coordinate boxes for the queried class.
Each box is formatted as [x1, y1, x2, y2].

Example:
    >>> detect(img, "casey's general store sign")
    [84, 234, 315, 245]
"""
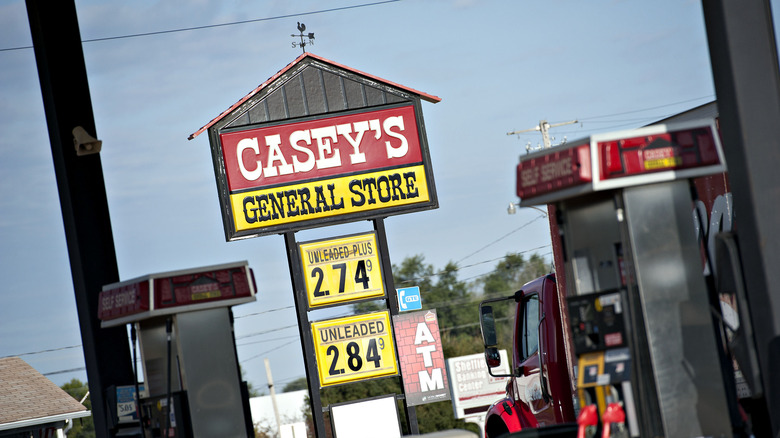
[190, 53, 439, 240]
[224, 105, 430, 232]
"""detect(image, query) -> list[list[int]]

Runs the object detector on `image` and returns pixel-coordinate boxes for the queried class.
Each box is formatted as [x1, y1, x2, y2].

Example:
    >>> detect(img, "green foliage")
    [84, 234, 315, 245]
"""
[60, 379, 94, 438]
[241, 366, 263, 397]
[478, 252, 550, 297]
[321, 376, 402, 407]
[416, 401, 479, 435]
[283, 377, 309, 393]
[474, 252, 550, 356]
[312, 252, 547, 434]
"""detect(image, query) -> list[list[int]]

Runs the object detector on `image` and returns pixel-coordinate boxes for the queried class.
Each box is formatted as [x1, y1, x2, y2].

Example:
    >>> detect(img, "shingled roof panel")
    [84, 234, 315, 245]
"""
[0, 357, 88, 426]
[188, 52, 440, 140]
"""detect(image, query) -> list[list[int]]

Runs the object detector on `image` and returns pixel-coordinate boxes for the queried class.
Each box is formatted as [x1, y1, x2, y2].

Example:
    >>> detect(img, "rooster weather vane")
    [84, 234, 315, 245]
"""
[291, 22, 315, 53]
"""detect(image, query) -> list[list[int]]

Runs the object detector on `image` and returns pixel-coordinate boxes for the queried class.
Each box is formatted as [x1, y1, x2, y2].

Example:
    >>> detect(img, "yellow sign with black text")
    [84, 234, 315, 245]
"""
[300, 233, 385, 308]
[230, 165, 430, 232]
[311, 311, 398, 387]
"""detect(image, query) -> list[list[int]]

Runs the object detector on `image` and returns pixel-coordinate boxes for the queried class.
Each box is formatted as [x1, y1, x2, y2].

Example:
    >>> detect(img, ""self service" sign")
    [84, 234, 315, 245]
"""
[311, 311, 398, 387]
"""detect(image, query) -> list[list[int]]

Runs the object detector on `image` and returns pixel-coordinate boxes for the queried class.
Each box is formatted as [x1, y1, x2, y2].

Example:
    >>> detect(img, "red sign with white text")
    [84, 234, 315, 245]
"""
[219, 105, 422, 191]
[516, 120, 725, 204]
[392, 309, 451, 406]
[516, 143, 592, 200]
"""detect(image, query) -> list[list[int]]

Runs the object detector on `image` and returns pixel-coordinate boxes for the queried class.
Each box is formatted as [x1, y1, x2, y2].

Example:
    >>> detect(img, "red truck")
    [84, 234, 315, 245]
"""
[479, 273, 578, 438]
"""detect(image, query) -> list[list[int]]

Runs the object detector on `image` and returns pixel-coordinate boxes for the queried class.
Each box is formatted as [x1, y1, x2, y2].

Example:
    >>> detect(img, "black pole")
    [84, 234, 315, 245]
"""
[373, 218, 419, 435]
[702, 1, 780, 435]
[25, 1, 134, 437]
[165, 317, 173, 435]
[130, 325, 144, 430]
[284, 231, 328, 438]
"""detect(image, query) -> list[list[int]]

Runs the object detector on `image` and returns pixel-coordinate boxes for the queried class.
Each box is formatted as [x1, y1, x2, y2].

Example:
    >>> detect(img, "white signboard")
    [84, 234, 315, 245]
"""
[446, 350, 510, 419]
[330, 395, 401, 438]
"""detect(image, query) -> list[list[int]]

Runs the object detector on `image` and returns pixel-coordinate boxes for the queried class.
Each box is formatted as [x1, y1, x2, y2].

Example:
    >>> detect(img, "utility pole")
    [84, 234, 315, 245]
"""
[702, 0, 780, 434]
[26, 1, 134, 436]
[264, 358, 283, 438]
[507, 119, 577, 150]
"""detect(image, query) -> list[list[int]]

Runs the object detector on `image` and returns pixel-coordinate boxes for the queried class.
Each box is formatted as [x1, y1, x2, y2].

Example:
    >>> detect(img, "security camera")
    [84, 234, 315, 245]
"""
[72, 126, 102, 156]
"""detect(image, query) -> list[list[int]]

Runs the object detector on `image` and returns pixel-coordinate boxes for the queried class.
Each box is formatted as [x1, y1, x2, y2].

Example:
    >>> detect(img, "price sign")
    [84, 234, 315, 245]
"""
[299, 232, 385, 308]
[311, 311, 398, 387]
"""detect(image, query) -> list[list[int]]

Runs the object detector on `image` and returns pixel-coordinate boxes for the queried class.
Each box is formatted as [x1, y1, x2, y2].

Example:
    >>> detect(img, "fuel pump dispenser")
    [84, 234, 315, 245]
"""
[516, 119, 738, 437]
[98, 262, 257, 438]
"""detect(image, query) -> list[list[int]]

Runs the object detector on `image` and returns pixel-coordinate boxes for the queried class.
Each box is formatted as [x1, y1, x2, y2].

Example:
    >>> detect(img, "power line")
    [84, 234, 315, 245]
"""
[456, 248, 552, 283]
[234, 305, 294, 319]
[454, 214, 547, 266]
[0, 0, 401, 53]
[240, 339, 300, 364]
[509, 95, 715, 139]
[394, 244, 551, 287]
[439, 316, 513, 334]
[1, 344, 82, 359]
[44, 367, 86, 377]
[235, 324, 299, 340]
[236, 334, 300, 348]
[577, 95, 714, 121]
[12, 242, 550, 376]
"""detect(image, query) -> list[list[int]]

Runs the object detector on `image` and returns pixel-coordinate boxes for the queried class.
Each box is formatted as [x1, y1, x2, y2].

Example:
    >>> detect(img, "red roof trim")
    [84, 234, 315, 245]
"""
[188, 52, 440, 140]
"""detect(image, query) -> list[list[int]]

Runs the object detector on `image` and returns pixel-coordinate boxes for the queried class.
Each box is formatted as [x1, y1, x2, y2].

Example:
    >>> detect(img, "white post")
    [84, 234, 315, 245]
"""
[265, 358, 283, 438]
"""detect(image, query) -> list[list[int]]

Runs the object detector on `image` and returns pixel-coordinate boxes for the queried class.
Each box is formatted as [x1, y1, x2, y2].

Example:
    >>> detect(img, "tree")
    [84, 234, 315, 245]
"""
[477, 252, 550, 298]
[474, 252, 551, 359]
[61, 379, 94, 438]
[303, 253, 547, 435]
[283, 377, 308, 393]
[241, 366, 263, 397]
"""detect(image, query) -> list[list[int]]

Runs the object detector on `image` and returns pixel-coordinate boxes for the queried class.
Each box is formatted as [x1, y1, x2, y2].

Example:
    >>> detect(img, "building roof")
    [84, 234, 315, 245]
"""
[0, 357, 90, 431]
[188, 52, 441, 140]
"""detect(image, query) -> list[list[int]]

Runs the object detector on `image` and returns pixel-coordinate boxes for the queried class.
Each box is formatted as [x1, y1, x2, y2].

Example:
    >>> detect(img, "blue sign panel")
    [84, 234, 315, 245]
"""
[397, 286, 422, 311]
[116, 384, 144, 423]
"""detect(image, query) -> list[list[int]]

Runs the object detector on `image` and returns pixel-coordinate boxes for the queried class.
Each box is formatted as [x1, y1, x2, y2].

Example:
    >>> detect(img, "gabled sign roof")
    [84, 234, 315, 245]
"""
[189, 52, 440, 141]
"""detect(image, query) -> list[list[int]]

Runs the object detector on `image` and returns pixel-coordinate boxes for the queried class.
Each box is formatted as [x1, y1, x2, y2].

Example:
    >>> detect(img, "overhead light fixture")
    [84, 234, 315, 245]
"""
[507, 202, 547, 217]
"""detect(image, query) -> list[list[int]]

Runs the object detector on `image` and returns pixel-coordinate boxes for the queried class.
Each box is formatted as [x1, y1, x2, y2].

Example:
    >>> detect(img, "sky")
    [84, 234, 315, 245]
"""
[1, 0, 777, 398]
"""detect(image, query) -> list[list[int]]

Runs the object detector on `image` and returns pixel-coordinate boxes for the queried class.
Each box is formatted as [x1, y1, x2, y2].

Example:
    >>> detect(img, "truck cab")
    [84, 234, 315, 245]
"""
[479, 274, 576, 438]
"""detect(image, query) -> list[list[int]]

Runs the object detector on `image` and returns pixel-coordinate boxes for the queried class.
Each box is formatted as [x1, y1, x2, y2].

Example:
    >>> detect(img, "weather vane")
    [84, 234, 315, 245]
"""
[291, 22, 315, 53]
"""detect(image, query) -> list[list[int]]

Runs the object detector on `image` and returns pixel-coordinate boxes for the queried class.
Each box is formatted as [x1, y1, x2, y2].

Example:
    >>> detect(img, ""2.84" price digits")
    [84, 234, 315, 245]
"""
[326, 338, 385, 375]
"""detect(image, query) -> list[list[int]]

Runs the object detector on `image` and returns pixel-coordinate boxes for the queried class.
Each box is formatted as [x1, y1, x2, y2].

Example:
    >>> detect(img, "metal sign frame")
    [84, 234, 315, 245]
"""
[284, 219, 419, 437]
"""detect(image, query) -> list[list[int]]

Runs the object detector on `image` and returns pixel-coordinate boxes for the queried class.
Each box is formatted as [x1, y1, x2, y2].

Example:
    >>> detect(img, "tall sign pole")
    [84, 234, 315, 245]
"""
[285, 231, 328, 438]
[374, 218, 419, 434]
[191, 53, 440, 437]
[25, 1, 134, 436]
[702, 1, 780, 434]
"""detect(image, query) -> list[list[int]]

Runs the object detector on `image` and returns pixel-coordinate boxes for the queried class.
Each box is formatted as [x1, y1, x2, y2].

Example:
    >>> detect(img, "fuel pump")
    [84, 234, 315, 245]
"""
[516, 119, 739, 437]
[98, 262, 257, 438]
